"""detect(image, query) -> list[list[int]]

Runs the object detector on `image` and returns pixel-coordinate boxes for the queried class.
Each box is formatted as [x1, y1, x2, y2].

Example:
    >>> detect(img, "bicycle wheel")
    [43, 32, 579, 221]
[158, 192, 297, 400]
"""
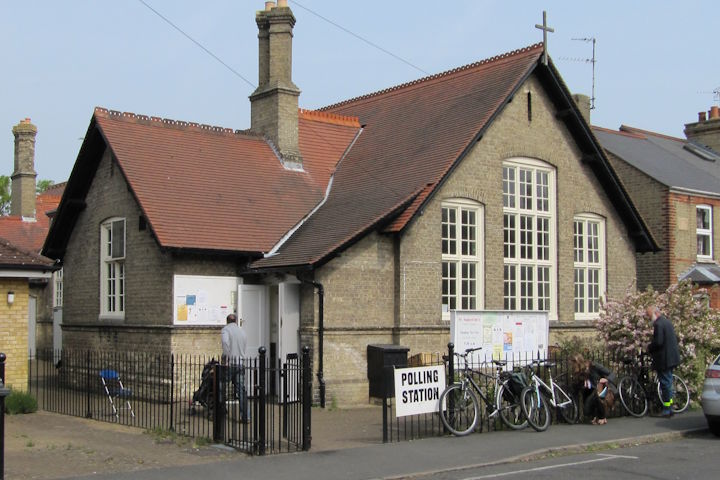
[657, 374, 690, 413]
[521, 385, 550, 432]
[618, 376, 648, 417]
[496, 382, 527, 430]
[555, 384, 579, 424]
[439, 383, 479, 436]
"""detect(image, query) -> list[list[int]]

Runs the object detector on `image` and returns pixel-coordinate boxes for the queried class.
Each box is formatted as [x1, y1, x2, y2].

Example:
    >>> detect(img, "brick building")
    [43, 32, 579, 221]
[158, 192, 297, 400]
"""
[1, 118, 64, 368]
[43, 2, 655, 404]
[0, 238, 56, 389]
[594, 108, 720, 307]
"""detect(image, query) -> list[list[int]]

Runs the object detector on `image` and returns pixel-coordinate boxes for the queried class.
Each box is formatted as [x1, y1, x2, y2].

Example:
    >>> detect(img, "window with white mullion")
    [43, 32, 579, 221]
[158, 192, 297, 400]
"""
[503, 159, 556, 316]
[573, 215, 606, 318]
[442, 202, 483, 317]
[100, 218, 126, 317]
[697, 205, 713, 259]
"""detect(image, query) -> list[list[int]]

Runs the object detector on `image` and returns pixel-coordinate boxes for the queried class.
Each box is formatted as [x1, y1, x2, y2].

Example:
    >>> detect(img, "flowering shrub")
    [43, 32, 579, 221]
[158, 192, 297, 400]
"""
[596, 280, 720, 400]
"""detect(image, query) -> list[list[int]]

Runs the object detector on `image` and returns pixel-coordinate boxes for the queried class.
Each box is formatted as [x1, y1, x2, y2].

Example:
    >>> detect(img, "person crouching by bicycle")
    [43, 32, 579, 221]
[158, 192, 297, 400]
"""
[646, 305, 680, 417]
[571, 354, 614, 425]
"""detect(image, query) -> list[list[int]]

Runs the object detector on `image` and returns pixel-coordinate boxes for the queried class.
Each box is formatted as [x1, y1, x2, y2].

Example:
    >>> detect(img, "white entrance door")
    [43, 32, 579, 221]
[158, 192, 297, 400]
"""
[28, 296, 37, 359]
[278, 281, 300, 401]
[239, 284, 269, 359]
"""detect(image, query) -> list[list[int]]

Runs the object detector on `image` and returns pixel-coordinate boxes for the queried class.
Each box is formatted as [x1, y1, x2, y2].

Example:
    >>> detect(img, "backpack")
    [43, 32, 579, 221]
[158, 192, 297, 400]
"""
[505, 371, 529, 398]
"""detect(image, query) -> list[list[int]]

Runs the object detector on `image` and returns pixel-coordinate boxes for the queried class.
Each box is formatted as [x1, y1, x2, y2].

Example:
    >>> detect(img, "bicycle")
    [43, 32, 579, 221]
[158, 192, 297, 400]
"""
[617, 352, 689, 417]
[520, 359, 579, 432]
[438, 347, 528, 436]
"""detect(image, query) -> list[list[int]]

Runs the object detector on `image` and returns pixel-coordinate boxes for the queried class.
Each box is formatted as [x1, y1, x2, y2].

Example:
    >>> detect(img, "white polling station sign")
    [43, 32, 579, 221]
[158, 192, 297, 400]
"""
[393, 365, 446, 417]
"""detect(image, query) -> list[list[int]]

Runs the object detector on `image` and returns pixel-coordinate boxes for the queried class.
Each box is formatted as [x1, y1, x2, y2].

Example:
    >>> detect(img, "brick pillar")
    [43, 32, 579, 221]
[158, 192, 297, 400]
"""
[11, 119, 38, 218]
[250, 1, 303, 167]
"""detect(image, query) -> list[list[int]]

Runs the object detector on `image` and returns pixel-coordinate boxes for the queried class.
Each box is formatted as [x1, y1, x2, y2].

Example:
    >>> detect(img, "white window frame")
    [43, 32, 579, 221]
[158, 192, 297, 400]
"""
[697, 205, 713, 260]
[53, 268, 63, 308]
[573, 214, 606, 320]
[502, 158, 557, 319]
[100, 217, 126, 319]
[442, 199, 484, 320]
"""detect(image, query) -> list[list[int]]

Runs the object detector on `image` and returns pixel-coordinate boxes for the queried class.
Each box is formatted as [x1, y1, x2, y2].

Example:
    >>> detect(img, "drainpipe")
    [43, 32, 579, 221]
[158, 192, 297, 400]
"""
[300, 278, 326, 408]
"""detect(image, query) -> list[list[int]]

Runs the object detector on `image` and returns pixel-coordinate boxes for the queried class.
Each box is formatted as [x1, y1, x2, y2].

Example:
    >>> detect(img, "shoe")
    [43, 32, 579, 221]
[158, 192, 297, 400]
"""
[597, 418, 607, 425]
[661, 408, 673, 418]
[591, 417, 598, 425]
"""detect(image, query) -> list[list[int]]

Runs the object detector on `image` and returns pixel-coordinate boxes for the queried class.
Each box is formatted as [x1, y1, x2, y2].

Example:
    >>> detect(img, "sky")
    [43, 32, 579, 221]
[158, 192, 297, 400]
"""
[2, 1, 719, 183]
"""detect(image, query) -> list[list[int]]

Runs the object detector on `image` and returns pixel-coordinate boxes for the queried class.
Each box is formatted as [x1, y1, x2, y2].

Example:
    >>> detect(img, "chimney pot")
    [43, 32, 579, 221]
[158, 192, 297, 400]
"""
[699, 111, 707, 122]
[277, 0, 288, 6]
[265, 1, 275, 10]
[710, 106, 720, 120]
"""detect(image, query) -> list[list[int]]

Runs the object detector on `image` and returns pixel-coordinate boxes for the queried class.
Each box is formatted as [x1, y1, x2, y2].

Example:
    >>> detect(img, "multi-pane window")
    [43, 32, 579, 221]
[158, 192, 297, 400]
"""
[573, 215, 606, 318]
[53, 268, 63, 308]
[100, 218, 126, 316]
[442, 200, 483, 317]
[503, 159, 555, 316]
[697, 205, 713, 259]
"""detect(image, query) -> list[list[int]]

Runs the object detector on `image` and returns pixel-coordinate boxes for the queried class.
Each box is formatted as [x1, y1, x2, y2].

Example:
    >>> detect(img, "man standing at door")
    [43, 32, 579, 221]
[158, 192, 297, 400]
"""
[646, 305, 680, 417]
[221, 314, 250, 423]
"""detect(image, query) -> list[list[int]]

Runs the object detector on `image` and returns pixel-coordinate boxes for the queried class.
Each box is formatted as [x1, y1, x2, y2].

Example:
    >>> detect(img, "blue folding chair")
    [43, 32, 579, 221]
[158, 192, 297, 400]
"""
[99, 369, 135, 419]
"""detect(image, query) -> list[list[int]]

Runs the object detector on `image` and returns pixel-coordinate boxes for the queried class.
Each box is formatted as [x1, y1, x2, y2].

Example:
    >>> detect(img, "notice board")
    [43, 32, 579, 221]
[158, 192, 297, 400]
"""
[450, 310, 548, 365]
[173, 275, 239, 325]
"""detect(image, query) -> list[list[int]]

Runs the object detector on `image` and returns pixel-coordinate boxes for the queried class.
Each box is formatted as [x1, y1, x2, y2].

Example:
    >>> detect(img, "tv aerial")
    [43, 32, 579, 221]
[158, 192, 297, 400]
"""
[559, 37, 596, 110]
[697, 87, 720, 105]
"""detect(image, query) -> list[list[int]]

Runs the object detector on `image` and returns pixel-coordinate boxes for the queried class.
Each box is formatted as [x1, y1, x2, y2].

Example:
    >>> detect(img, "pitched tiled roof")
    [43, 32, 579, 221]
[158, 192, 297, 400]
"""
[0, 236, 56, 270]
[252, 45, 544, 268]
[47, 107, 360, 256]
[0, 185, 65, 253]
[593, 125, 720, 194]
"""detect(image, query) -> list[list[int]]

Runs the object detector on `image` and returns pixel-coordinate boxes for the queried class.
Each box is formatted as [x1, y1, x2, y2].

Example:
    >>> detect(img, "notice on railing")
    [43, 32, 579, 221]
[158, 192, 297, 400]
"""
[450, 310, 548, 366]
[393, 365, 446, 417]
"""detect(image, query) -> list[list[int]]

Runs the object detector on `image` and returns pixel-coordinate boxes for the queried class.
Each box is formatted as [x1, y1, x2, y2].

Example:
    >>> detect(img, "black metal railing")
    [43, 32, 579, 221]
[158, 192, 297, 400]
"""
[27, 347, 312, 455]
[382, 344, 632, 442]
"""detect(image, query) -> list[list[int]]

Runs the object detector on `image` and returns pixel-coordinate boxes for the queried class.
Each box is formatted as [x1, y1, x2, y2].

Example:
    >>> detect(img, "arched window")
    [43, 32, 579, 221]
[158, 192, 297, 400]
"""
[573, 214, 606, 318]
[442, 199, 484, 318]
[100, 217, 126, 318]
[502, 158, 556, 318]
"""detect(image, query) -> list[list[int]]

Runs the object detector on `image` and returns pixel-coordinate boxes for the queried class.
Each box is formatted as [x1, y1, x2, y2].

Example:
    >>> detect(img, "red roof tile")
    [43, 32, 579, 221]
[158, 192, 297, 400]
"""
[253, 45, 543, 268]
[0, 186, 64, 253]
[93, 107, 360, 253]
[0, 236, 56, 269]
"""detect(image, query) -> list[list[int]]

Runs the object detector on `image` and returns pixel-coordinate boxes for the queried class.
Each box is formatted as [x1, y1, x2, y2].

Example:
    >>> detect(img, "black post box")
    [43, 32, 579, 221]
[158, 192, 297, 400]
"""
[367, 344, 410, 398]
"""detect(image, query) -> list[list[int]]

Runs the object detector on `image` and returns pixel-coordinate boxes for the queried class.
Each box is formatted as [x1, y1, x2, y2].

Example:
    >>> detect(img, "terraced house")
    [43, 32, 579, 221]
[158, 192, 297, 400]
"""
[43, 1, 656, 404]
[595, 107, 720, 307]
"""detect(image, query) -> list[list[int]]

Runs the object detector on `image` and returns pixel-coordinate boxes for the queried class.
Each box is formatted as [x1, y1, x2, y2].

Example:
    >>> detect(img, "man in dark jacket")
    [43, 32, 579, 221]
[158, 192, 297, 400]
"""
[646, 305, 680, 417]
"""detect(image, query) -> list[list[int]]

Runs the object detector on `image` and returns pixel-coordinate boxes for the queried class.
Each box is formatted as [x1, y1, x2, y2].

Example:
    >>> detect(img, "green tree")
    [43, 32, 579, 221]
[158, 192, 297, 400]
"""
[0, 175, 10, 215]
[36, 179, 54, 193]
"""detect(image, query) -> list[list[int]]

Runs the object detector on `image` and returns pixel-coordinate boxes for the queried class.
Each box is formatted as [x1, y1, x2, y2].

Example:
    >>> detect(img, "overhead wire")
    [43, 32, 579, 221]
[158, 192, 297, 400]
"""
[288, 0, 430, 76]
[136, 0, 431, 236]
[137, 0, 256, 89]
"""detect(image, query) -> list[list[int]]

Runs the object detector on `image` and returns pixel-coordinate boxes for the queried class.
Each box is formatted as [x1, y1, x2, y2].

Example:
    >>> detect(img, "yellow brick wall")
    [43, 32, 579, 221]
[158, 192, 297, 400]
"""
[0, 279, 29, 390]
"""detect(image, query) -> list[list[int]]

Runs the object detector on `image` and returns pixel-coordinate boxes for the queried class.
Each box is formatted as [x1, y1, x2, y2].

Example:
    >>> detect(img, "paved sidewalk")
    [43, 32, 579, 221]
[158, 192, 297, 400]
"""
[63, 410, 708, 480]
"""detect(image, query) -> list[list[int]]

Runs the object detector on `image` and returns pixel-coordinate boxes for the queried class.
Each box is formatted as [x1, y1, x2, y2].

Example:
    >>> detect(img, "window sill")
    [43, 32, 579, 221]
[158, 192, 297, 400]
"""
[98, 314, 125, 324]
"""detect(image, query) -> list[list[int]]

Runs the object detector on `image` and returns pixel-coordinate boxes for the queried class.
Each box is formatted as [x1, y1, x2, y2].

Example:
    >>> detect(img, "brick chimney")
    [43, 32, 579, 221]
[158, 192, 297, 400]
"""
[11, 118, 38, 218]
[572, 93, 591, 124]
[684, 106, 720, 153]
[250, 0, 303, 168]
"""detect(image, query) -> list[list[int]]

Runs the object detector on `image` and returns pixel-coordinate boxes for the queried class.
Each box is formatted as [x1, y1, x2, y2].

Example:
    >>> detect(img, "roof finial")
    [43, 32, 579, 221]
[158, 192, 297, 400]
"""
[535, 11, 554, 66]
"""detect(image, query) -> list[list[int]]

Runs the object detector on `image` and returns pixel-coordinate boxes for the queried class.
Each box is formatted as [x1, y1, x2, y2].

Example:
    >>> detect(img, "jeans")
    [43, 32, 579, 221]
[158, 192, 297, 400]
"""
[222, 364, 250, 421]
[658, 369, 674, 406]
